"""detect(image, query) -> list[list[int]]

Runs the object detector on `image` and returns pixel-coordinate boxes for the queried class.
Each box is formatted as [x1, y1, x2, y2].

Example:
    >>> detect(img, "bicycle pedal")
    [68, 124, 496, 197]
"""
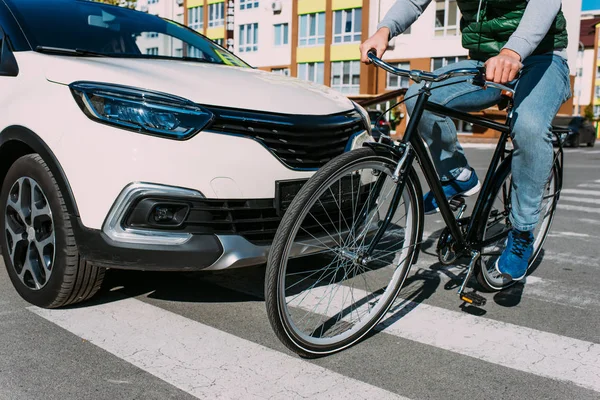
[449, 197, 465, 211]
[459, 291, 486, 307]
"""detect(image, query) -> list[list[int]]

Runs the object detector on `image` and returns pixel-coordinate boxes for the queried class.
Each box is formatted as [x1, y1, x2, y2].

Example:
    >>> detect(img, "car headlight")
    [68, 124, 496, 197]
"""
[353, 101, 372, 135]
[69, 82, 214, 140]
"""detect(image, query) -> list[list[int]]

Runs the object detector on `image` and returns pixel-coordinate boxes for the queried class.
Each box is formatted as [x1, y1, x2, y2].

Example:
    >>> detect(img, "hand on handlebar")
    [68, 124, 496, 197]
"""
[359, 27, 390, 64]
[483, 49, 523, 84]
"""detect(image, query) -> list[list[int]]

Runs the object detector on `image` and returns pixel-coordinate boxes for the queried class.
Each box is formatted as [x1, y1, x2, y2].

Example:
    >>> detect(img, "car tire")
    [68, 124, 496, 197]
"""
[0, 154, 105, 308]
[587, 137, 596, 147]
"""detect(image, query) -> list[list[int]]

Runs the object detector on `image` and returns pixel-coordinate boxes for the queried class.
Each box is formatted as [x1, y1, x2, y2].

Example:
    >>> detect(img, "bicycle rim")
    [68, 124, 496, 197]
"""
[274, 155, 419, 354]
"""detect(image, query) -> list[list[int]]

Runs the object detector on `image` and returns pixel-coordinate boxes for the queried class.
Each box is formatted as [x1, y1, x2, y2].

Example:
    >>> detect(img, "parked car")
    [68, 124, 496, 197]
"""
[0, 0, 372, 308]
[367, 110, 391, 140]
[552, 116, 596, 147]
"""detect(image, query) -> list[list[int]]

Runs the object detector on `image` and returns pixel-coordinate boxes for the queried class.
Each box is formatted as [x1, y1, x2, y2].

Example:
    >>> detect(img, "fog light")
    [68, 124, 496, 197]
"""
[150, 204, 189, 226]
[154, 206, 174, 222]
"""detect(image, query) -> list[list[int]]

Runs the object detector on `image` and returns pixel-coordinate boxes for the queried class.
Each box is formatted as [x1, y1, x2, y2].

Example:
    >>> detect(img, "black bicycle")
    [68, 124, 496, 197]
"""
[264, 51, 565, 358]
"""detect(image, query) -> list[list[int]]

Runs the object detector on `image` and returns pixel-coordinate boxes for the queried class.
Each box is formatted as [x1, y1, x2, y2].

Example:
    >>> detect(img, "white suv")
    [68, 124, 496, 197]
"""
[0, 0, 372, 308]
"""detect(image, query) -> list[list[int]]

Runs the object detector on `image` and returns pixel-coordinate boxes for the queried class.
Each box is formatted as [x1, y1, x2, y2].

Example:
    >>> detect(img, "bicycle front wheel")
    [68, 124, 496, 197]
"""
[265, 147, 422, 358]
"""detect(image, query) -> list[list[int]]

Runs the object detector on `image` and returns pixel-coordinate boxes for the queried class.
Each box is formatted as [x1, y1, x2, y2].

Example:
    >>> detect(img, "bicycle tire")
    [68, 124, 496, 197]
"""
[265, 147, 423, 358]
[475, 155, 560, 291]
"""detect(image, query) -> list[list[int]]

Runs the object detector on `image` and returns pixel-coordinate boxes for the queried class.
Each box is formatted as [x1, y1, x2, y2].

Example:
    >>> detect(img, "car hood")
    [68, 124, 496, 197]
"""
[26, 53, 356, 115]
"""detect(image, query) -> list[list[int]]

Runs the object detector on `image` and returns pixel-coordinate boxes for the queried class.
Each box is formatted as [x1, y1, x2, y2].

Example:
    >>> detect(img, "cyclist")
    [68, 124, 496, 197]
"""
[360, 0, 571, 282]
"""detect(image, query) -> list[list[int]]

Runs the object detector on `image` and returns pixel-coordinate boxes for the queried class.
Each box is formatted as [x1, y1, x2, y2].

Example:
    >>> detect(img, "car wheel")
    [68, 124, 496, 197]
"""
[0, 154, 105, 308]
[587, 137, 596, 147]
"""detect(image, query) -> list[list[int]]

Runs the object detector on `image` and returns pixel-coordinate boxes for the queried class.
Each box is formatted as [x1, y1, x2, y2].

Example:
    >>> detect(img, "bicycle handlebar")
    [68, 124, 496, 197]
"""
[366, 50, 515, 96]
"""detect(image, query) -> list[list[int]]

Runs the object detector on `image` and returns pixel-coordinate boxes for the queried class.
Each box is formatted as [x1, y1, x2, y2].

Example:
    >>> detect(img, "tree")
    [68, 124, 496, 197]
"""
[94, 0, 137, 9]
[584, 104, 595, 121]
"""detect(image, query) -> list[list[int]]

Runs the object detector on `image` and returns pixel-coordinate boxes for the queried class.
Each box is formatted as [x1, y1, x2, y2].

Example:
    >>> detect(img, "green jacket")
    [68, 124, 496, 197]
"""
[458, 0, 569, 61]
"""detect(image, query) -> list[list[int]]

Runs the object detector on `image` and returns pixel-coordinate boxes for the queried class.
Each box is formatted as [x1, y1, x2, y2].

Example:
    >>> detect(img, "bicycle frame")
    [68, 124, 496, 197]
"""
[365, 80, 515, 259]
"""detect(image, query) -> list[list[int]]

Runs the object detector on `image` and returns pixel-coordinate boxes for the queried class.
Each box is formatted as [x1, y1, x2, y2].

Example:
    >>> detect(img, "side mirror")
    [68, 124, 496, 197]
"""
[0, 25, 18, 77]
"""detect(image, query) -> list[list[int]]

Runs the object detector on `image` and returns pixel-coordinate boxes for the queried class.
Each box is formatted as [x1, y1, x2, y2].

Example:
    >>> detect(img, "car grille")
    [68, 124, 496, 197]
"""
[124, 176, 375, 246]
[204, 106, 367, 170]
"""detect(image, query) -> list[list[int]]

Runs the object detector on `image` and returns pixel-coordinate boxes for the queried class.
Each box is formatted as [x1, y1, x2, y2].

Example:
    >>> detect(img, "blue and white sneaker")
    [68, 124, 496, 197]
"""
[495, 229, 534, 281]
[423, 169, 481, 214]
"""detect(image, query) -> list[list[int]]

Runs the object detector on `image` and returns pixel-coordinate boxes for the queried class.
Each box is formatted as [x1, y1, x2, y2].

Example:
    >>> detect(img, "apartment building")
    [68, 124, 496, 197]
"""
[178, 0, 582, 138]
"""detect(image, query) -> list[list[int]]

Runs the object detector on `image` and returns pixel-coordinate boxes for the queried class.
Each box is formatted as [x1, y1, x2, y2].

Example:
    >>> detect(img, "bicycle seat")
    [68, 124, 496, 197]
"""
[497, 90, 514, 111]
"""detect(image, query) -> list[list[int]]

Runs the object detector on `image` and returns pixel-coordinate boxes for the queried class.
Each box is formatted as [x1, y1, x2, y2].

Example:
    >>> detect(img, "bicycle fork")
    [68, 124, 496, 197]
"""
[363, 144, 415, 261]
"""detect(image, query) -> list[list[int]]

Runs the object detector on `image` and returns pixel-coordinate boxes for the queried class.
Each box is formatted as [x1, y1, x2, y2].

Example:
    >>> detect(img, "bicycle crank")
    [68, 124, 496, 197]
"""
[457, 250, 487, 307]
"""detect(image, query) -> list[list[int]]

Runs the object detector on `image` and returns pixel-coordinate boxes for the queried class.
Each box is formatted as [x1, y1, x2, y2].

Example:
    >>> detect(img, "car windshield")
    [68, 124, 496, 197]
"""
[4, 0, 250, 67]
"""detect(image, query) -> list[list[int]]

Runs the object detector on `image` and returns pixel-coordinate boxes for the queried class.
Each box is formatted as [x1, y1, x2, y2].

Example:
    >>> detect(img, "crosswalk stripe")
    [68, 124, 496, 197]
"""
[377, 300, 600, 393]
[577, 184, 600, 189]
[560, 196, 600, 205]
[279, 286, 600, 393]
[561, 189, 600, 197]
[557, 204, 600, 214]
[28, 299, 409, 400]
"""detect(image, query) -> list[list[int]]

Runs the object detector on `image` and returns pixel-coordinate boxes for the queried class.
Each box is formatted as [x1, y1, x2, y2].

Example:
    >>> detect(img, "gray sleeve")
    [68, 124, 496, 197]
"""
[502, 0, 563, 60]
[376, 0, 433, 39]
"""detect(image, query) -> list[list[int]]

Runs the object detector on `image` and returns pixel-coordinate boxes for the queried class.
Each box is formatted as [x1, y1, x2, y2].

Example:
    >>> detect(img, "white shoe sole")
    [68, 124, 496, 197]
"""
[494, 258, 527, 282]
[424, 180, 482, 215]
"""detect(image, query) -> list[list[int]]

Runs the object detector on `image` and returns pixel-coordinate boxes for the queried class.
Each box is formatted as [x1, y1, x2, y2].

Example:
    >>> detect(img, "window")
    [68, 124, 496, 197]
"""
[240, 0, 259, 10]
[595, 86, 600, 98]
[188, 6, 203, 31]
[208, 2, 224, 27]
[298, 13, 325, 46]
[274, 23, 289, 46]
[239, 23, 258, 52]
[595, 105, 600, 117]
[213, 38, 224, 46]
[435, 0, 459, 36]
[148, 0, 159, 4]
[431, 56, 468, 71]
[297, 62, 324, 84]
[333, 8, 362, 43]
[146, 47, 159, 55]
[272, 68, 290, 76]
[387, 62, 410, 89]
[146, 32, 158, 38]
[331, 61, 361, 94]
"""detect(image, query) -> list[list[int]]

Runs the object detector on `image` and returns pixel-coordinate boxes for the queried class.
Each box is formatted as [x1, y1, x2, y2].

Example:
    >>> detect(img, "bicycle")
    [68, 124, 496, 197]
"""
[264, 50, 566, 358]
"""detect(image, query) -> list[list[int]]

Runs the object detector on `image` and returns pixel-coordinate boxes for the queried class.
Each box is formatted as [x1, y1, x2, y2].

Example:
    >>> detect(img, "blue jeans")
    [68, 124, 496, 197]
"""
[405, 54, 571, 231]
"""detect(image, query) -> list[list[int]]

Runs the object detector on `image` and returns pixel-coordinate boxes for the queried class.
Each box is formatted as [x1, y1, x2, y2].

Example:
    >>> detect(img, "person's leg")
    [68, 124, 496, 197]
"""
[404, 60, 503, 212]
[496, 54, 571, 280]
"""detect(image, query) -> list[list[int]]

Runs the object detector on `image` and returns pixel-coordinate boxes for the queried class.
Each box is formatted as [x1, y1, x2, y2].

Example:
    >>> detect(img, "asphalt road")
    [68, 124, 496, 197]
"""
[1, 145, 599, 400]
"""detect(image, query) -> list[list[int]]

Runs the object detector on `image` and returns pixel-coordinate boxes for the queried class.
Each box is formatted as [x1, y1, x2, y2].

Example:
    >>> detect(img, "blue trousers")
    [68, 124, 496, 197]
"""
[405, 54, 571, 231]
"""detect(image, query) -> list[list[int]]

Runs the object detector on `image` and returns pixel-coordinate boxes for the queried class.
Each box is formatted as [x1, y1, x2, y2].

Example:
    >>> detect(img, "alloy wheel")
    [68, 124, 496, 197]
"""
[4, 177, 55, 290]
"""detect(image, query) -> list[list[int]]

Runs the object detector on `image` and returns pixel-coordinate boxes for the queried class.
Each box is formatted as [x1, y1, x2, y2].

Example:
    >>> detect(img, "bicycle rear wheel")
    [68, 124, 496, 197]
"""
[476, 157, 560, 291]
[265, 147, 422, 358]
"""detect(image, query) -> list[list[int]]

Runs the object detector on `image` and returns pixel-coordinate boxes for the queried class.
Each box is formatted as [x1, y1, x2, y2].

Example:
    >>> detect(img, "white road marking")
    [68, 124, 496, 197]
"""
[577, 184, 600, 189]
[560, 196, 600, 205]
[595, 180, 600, 183]
[29, 299, 409, 400]
[576, 218, 600, 226]
[561, 189, 600, 196]
[547, 231, 591, 238]
[557, 204, 600, 214]
[283, 285, 600, 393]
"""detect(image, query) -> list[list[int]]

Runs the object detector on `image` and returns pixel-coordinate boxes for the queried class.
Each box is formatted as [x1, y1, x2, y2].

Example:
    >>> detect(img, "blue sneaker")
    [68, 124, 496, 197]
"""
[495, 229, 534, 281]
[423, 169, 481, 214]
